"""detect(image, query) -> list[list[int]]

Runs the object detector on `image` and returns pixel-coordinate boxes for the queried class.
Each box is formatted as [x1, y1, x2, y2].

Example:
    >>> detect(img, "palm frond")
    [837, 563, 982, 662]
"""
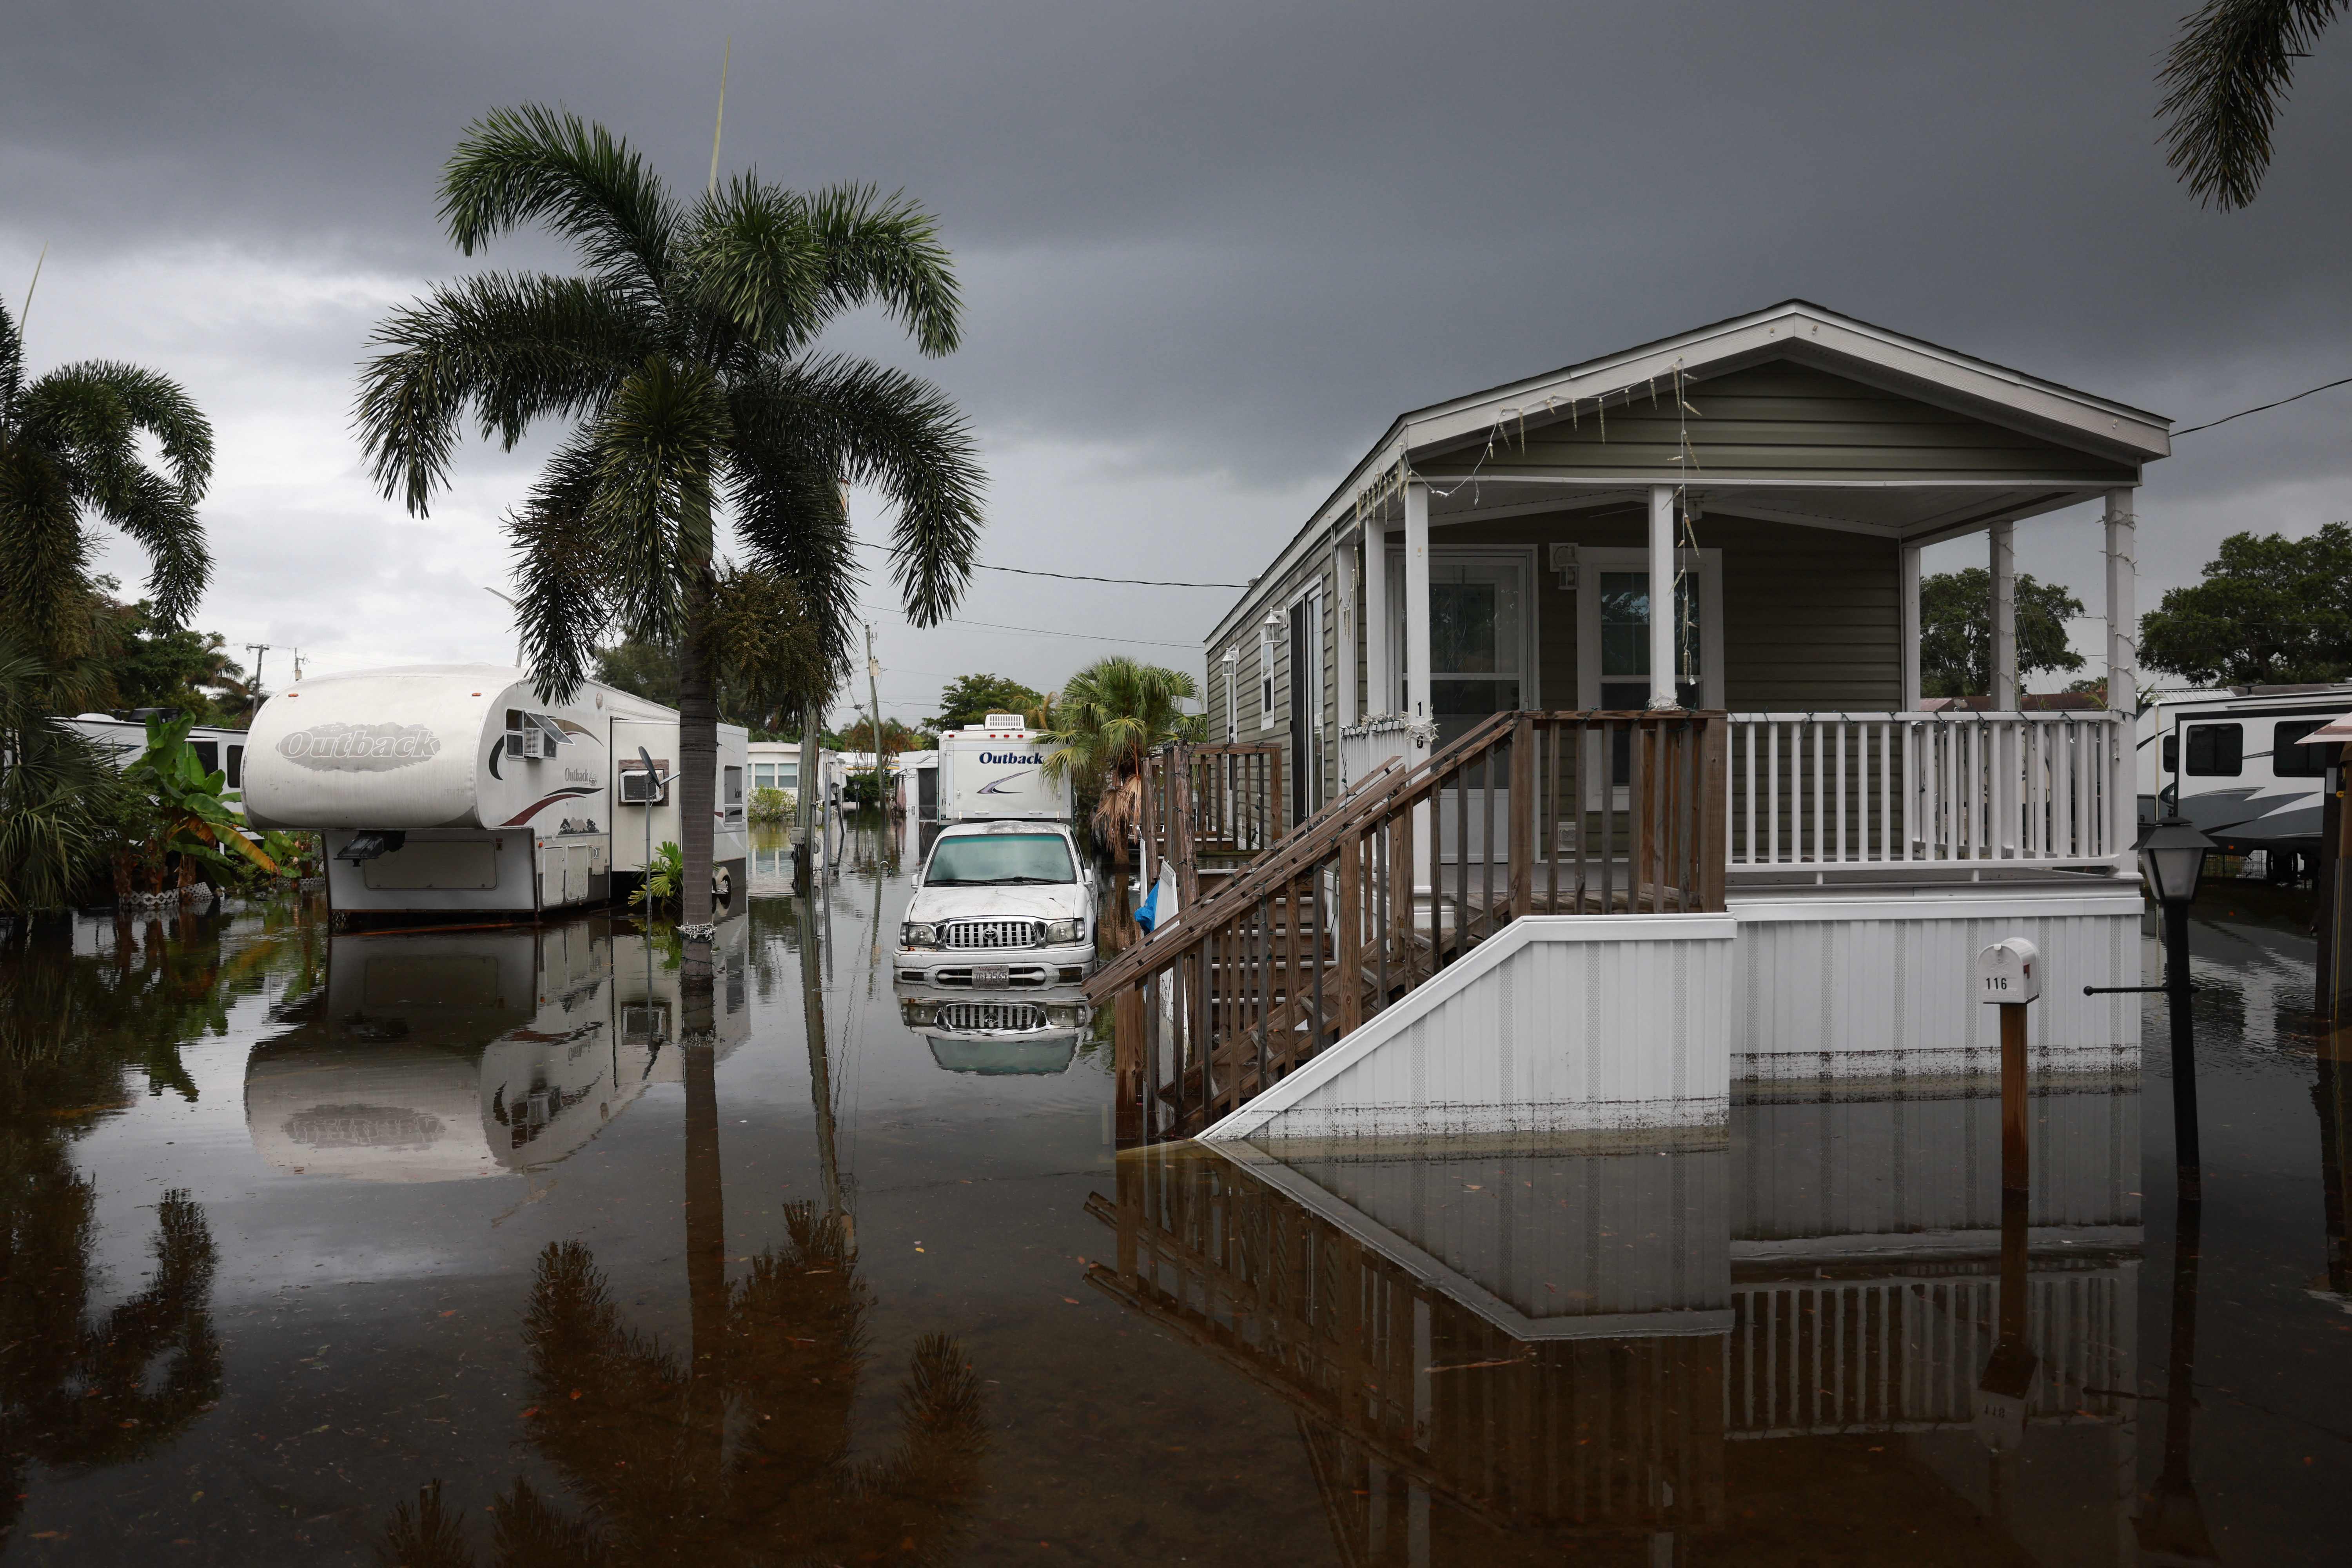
[2159, 0, 2346, 209]
[0, 445, 97, 655]
[0, 642, 128, 913]
[679, 175, 827, 359]
[38, 359, 211, 495]
[584, 357, 731, 644]
[79, 462, 209, 630]
[354, 272, 652, 515]
[704, 562, 829, 723]
[440, 104, 679, 294]
[801, 184, 963, 357]
[508, 436, 613, 705]
[720, 402, 861, 683]
[0, 295, 24, 414]
[740, 355, 984, 627]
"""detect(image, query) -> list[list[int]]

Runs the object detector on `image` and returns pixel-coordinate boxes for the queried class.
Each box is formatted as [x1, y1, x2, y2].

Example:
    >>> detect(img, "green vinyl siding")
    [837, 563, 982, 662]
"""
[1418, 361, 2138, 486]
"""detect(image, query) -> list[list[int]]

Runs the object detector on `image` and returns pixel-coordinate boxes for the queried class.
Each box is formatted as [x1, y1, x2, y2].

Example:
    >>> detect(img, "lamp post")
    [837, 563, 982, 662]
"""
[2094, 818, 2216, 1202]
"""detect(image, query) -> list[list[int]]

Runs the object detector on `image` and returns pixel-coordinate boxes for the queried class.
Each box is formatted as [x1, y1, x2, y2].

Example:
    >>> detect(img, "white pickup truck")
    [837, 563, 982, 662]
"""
[894, 820, 1098, 988]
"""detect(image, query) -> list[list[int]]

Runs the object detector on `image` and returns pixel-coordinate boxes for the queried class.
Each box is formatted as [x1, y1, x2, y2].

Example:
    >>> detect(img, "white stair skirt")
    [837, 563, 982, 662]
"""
[1201, 914, 1737, 1144]
[1729, 887, 2145, 1084]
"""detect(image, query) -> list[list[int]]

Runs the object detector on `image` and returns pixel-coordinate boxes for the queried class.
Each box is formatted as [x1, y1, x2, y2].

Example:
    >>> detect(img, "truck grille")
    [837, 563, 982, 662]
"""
[941, 918, 1042, 950]
[938, 1001, 1047, 1033]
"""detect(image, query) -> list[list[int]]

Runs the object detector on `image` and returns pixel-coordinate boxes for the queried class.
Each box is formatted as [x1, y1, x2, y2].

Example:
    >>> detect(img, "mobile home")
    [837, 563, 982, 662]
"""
[242, 664, 747, 920]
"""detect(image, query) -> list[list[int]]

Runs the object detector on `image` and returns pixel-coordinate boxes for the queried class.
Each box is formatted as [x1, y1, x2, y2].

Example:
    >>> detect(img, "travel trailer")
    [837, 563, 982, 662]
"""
[242, 664, 748, 920]
[245, 916, 750, 1181]
[64, 714, 252, 816]
[936, 715, 1071, 822]
[2143, 682, 2352, 877]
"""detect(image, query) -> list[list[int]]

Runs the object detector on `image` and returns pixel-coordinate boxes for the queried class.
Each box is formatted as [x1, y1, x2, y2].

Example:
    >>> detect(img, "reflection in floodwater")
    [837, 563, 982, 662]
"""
[243, 917, 750, 1181]
[0, 905, 285, 1544]
[899, 985, 1094, 1076]
[377, 1211, 986, 1565]
[1091, 1076, 2145, 1563]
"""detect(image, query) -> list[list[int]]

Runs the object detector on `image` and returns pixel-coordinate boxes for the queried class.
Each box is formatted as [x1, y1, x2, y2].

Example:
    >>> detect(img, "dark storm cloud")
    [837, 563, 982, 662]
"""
[7, 0, 2352, 686]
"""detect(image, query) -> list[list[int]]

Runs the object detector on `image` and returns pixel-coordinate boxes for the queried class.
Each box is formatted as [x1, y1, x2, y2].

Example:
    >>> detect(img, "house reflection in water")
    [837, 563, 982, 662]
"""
[1087, 1077, 2141, 1564]
[243, 916, 750, 1180]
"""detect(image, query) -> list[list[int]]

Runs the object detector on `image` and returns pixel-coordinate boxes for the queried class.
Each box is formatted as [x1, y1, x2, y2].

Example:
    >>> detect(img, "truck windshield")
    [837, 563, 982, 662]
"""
[926, 834, 1075, 886]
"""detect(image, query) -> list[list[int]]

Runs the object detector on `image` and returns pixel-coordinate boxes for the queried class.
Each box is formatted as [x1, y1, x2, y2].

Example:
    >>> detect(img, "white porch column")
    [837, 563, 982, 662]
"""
[2105, 489, 2138, 857]
[1403, 480, 1432, 741]
[1900, 542, 1922, 709]
[1648, 484, 1676, 709]
[1333, 531, 1359, 733]
[1363, 514, 1390, 717]
[1989, 521, 2018, 709]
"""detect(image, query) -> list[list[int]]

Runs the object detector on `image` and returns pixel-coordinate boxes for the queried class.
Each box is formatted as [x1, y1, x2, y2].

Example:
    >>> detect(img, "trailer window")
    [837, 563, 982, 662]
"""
[723, 766, 744, 816]
[2161, 733, 2177, 773]
[192, 740, 219, 775]
[2273, 720, 2334, 779]
[2184, 723, 2241, 777]
[226, 745, 243, 787]
[754, 763, 776, 791]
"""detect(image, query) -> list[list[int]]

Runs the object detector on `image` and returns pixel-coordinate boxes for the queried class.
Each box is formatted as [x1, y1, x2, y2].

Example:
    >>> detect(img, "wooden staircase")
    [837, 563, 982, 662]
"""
[1089, 711, 1728, 1143]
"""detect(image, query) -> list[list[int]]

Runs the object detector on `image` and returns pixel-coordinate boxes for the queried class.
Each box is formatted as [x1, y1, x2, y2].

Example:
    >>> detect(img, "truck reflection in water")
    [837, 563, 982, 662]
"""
[1089, 1075, 2144, 1564]
[243, 916, 750, 1180]
[899, 984, 1092, 1076]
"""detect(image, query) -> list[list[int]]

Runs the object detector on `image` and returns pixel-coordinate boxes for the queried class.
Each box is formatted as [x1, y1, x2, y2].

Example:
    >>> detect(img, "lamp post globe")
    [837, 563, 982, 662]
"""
[2138, 817, 2215, 907]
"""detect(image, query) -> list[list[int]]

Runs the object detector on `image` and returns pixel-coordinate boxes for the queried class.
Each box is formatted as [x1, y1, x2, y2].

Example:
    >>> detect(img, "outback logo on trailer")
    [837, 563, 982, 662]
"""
[979, 751, 1044, 766]
[276, 722, 443, 772]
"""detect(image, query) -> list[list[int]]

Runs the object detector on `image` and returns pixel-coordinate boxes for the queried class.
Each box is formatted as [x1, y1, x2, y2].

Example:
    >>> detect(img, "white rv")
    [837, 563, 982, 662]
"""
[242, 664, 748, 920]
[2144, 682, 2352, 878]
[936, 714, 1071, 822]
[64, 714, 253, 816]
[245, 916, 749, 1181]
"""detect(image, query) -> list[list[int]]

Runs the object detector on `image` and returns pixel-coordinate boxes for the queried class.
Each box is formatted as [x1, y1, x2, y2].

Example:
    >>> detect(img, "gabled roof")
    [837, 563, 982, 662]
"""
[1207, 301, 2172, 648]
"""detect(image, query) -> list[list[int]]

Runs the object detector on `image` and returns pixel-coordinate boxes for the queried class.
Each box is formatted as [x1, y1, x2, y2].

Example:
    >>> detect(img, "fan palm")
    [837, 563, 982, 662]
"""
[355, 105, 985, 929]
[1038, 657, 1199, 863]
[0, 297, 214, 666]
[2160, 0, 2345, 209]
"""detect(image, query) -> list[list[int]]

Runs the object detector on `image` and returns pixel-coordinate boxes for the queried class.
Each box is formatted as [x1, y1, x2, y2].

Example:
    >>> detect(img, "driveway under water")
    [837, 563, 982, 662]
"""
[0, 820, 2345, 1563]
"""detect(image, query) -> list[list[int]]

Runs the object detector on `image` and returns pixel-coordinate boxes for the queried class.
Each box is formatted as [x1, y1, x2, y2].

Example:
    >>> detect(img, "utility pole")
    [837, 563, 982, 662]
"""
[244, 643, 271, 699]
[289, 647, 304, 682]
[864, 623, 886, 813]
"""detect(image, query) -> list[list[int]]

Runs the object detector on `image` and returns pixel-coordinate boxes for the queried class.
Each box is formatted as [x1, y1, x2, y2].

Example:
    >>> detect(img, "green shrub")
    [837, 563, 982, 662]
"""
[748, 786, 795, 824]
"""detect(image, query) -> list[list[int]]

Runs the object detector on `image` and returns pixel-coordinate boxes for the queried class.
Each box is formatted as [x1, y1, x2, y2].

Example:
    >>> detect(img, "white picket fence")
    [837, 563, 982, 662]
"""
[1726, 712, 2128, 872]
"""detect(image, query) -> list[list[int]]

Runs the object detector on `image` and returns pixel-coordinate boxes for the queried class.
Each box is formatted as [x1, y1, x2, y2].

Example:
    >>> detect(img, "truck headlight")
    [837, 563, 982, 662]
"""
[900, 999, 937, 1025]
[901, 922, 940, 949]
[1044, 918, 1084, 944]
[1044, 1002, 1090, 1027]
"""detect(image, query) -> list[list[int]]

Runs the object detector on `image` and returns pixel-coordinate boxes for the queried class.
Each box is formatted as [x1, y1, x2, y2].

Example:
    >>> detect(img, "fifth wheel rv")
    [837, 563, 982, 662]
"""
[2145, 682, 2352, 879]
[242, 664, 747, 920]
[936, 714, 1072, 822]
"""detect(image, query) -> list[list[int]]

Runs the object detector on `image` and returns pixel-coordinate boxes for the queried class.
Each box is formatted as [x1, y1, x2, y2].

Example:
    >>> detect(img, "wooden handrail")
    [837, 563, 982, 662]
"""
[1100, 710, 1728, 1143]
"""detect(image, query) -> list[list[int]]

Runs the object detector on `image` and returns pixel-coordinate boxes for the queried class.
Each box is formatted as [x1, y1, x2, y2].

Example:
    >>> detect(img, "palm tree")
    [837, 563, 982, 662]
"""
[0, 645, 127, 914]
[2160, 1, 2345, 209]
[355, 106, 985, 931]
[0, 296, 213, 666]
[1038, 656, 1199, 864]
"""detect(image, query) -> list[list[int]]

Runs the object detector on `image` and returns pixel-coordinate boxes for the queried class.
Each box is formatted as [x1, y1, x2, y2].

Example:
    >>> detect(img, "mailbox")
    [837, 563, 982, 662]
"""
[1976, 937, 2040, 1004]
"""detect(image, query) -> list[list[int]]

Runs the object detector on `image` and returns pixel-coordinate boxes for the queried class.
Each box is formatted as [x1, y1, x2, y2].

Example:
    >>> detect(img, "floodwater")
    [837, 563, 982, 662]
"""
[0, 820, 2345, 1564]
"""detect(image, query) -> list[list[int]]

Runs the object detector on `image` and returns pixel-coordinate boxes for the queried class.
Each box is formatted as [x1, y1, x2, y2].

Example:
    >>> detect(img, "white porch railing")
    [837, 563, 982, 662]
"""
[1726, 711, 2128, 872]
[1338, 715, 1416, 793]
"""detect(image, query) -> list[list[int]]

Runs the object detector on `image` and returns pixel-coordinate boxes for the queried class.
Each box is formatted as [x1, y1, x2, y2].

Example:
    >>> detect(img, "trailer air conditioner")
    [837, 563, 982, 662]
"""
[505, 711, 566, 761]
[621, 765, 669, 804]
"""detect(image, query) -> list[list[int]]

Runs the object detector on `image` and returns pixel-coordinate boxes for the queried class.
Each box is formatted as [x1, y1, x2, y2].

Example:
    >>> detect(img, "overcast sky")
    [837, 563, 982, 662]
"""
[9, 0, 2350, 721]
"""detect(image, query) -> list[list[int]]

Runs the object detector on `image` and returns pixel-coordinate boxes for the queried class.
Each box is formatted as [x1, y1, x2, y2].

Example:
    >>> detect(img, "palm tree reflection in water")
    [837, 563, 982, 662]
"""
[380, 842, 984, 1564]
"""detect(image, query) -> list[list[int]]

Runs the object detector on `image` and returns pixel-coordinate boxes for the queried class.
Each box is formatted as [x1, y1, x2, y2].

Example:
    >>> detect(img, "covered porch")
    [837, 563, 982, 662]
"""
[1206, 301, 2171, 889]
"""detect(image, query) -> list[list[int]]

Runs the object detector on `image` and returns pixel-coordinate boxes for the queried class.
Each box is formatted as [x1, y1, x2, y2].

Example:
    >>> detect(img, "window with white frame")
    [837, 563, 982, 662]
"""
[1258, 618, 1279, 729]
[1222, 649, 1240, 740]
[1385, 552, 1535, 747]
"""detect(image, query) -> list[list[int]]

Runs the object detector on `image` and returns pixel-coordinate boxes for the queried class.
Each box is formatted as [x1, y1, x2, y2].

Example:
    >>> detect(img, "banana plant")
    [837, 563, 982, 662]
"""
[121, 713, 275, 878]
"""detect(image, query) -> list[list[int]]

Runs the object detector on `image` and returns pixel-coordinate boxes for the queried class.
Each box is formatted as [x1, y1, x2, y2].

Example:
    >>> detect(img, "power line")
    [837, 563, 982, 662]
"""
[860, 608, 1199, 651]
[2174, 374, 2352, 437]
[853, 539, 1242, 589]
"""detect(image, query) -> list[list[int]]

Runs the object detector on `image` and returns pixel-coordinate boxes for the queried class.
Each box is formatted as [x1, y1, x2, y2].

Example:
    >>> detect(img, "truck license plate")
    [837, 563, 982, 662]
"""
[972, 965, 1011, 989]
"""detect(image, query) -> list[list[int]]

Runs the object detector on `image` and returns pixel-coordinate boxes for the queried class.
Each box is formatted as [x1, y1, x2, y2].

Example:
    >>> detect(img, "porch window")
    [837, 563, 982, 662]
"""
[1597, 572, 1702, 712]
[1387, 553, 1534, 746]
[1258, 620, 1279, 729]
